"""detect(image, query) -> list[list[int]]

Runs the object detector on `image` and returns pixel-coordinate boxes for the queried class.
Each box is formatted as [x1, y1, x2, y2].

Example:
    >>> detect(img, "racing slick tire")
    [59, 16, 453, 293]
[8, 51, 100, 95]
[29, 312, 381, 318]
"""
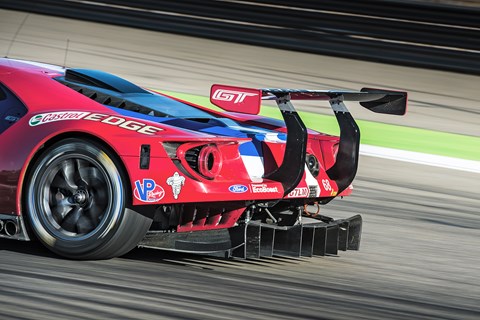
[25, 138, 152, 260]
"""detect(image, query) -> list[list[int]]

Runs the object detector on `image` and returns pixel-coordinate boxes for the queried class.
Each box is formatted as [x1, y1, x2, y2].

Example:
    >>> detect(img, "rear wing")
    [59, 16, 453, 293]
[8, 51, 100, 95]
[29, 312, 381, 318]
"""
[211, 84, 407, 116]
[261, 88, 407, 115]
[210, 85, 407, 198]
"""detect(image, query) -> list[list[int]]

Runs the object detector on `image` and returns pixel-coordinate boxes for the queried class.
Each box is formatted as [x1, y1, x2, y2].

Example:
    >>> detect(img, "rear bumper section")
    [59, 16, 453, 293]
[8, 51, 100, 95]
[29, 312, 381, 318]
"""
[138, 214, 362, 259]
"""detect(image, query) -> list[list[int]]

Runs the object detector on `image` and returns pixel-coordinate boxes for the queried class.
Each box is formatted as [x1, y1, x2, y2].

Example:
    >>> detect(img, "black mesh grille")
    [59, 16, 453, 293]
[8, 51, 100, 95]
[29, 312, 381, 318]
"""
[185, 147, 201, 172]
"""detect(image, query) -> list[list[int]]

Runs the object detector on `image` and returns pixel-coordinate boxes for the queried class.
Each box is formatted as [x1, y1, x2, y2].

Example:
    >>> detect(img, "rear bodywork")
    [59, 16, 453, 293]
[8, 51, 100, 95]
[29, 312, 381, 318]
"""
[0, 59, 406, 258]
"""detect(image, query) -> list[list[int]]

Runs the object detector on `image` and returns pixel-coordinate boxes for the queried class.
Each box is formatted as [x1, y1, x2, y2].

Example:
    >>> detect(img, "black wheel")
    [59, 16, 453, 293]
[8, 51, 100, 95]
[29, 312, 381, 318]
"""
[25, 138, 152, 259]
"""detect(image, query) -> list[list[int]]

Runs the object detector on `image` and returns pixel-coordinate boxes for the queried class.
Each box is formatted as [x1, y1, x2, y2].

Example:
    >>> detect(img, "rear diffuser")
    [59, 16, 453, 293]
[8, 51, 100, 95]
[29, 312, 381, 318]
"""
[138, 215, 362, 259]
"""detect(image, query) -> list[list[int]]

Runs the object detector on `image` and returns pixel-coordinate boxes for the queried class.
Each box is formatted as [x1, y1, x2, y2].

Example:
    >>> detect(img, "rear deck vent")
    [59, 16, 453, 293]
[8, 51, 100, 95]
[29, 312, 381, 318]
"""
[65, 69, 148, 94]
[54, 75, 169, 117]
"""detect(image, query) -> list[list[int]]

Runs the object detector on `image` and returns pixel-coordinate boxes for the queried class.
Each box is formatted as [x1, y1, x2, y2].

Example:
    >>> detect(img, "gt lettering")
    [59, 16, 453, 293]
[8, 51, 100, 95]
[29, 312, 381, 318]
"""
[212, 89, 258, 104]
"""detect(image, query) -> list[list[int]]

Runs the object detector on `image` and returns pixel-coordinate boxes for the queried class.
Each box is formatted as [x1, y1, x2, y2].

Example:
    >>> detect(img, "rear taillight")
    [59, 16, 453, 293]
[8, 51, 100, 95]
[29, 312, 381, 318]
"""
[169, 142, 230, 180]
[198, 144, 222, 179]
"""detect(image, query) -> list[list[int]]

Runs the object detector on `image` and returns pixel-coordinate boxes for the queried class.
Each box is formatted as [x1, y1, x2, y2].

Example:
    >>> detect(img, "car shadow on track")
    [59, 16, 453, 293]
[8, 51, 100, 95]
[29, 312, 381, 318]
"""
[121, 246, 314, 270]
[0, 238, 57, 258]
[0, 238, 313, 268]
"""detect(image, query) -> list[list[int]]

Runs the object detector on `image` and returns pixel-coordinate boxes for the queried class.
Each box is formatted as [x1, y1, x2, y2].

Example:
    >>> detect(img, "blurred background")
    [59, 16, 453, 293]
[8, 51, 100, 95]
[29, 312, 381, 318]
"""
[0, 1, 479, 319]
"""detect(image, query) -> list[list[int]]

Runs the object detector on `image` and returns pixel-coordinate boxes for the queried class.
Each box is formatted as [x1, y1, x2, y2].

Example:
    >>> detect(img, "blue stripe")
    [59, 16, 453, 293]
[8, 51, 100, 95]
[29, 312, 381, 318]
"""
[108, 106, 282, 158]
[239, 141, 262, 157]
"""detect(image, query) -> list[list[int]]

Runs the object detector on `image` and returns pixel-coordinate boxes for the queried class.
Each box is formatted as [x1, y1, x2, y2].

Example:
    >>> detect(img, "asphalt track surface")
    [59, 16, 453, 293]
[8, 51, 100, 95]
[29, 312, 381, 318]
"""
[0, 9, 479, 320]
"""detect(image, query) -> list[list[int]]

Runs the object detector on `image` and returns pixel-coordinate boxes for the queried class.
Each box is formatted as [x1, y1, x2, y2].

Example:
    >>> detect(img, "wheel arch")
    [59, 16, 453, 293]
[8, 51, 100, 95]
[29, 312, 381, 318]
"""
[20, 132, 153, 259]
[19, 132, 134, 219]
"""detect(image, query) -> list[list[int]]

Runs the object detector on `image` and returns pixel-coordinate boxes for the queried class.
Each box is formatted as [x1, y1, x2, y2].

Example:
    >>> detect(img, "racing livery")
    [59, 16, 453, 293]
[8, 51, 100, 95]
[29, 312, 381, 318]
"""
[0, 59, 407, 259]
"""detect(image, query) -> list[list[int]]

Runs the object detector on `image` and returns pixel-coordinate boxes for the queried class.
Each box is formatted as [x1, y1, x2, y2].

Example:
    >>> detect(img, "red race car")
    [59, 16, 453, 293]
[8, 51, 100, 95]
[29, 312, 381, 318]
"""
[0, 59, 407, 259]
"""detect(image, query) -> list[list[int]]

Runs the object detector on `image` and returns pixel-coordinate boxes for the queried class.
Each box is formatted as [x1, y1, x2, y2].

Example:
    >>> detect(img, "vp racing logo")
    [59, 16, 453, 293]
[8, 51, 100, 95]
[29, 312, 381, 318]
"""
[212, 89, 258, 104]
[134, 179, 165, 203]
[29, 112, 89, 126]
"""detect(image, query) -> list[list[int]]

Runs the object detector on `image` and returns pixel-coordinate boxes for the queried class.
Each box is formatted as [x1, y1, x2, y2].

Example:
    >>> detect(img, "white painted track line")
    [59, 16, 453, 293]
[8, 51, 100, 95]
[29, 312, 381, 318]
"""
[360, 144, 480, 173]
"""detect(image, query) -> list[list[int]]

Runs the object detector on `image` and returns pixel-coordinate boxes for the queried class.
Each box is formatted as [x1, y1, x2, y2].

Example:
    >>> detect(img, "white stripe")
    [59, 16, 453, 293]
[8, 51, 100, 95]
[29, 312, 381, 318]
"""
[360, 145, 480, 173]
[304, 164, 320, 197]
[263, 133, 285, 143]
[240, 155, 264, 182]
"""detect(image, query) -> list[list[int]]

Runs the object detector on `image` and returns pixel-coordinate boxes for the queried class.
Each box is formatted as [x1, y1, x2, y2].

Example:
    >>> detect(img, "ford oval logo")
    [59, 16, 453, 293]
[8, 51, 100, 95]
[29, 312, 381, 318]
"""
[229, 184, 248, 193]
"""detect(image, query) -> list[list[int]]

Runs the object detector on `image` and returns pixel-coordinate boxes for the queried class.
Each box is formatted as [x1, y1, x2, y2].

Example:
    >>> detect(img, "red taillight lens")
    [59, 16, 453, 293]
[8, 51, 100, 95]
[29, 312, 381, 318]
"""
[198, 144, 222, 179]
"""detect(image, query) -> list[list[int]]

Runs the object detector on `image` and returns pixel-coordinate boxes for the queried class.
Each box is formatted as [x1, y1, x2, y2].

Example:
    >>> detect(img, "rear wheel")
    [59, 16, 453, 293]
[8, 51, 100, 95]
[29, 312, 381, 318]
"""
[26, 138, 151, 259]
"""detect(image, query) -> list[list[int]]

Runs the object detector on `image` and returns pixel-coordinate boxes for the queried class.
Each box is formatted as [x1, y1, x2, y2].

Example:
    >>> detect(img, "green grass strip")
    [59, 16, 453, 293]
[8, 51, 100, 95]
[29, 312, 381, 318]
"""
[160, 91, 480, 161]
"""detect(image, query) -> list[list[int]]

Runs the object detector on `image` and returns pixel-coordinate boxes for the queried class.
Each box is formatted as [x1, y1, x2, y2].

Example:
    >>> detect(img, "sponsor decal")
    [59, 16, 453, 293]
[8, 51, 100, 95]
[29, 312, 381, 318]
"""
[287, 187, 309, 198]
[229, 184, 248, 193]
[308, 185, 318, 198]
[29, 111, 89, 126]
[82, 113, 163, 135]
[29, 111, 163, 135]
[166, 172, 186, 200]
[250, 184, 279, 194]
[212, 89, 258, 104]
[134, 179, 165, 202]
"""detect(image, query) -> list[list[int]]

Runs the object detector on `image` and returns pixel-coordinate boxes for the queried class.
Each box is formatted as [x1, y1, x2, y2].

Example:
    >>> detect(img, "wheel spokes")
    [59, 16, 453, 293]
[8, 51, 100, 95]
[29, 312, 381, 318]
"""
[44, 155, 112, 236]
[51, 194, 74, 222]
[51, 175, 75, 193]
[57, 159, 79, 192]
[76, 215, 95, 234]
[75, 159, 90, 186]
[60, 206, 83, 232]
[86, 196, 106, 223]
[79, 167, 105, 188]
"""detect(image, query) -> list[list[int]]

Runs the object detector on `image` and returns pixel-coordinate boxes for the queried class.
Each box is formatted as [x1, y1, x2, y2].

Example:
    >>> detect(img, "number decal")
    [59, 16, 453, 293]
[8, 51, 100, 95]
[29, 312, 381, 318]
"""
[322, 179, 332, 191]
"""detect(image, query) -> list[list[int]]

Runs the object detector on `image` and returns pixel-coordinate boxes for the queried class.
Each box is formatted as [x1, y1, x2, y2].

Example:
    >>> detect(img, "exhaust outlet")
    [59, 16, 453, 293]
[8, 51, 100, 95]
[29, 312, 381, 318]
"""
[0, 220, 4, 233]
[4, 220, 18, 237]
